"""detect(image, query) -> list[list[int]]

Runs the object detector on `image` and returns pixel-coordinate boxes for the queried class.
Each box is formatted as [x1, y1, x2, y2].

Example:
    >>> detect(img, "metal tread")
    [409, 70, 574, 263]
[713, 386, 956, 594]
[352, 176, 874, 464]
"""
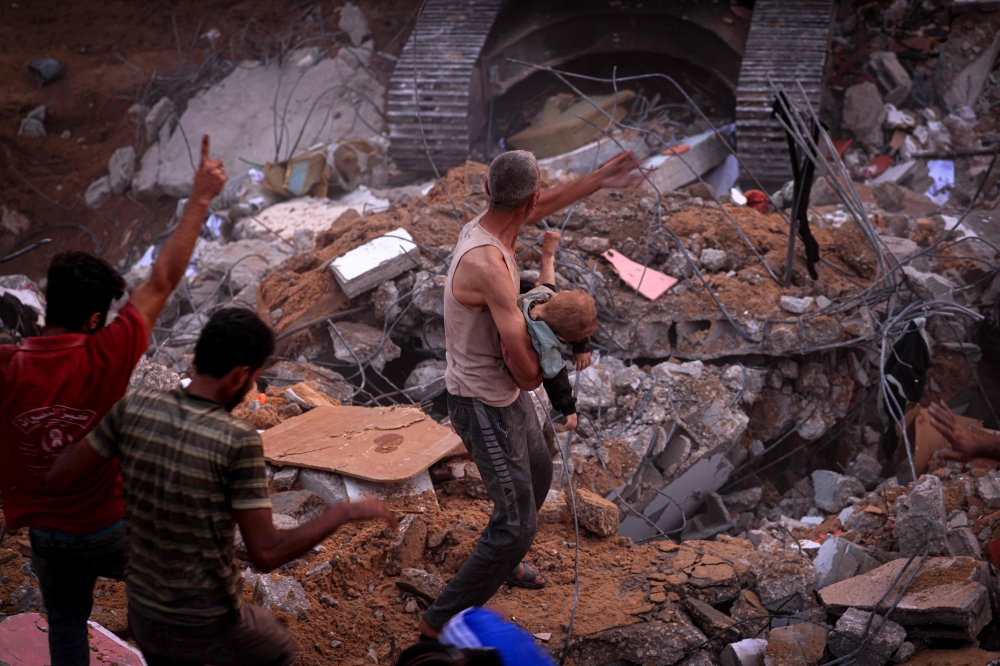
[387, 0, 503, 171]
[735, 0, 835, 184]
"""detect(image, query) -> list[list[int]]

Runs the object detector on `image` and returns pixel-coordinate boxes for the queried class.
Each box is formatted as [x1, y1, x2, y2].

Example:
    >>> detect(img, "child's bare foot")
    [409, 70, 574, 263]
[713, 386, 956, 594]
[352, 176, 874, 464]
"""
[541, 230, 561, 258]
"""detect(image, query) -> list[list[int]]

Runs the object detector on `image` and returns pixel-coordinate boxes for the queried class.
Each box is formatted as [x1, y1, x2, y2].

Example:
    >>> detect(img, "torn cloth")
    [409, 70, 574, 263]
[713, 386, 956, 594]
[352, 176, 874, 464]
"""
[517, 286, 566, 379]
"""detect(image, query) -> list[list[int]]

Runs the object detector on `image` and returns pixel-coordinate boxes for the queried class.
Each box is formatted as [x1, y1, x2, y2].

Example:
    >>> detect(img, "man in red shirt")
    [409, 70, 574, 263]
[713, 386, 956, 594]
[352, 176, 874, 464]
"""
[0, 135, 226, 666]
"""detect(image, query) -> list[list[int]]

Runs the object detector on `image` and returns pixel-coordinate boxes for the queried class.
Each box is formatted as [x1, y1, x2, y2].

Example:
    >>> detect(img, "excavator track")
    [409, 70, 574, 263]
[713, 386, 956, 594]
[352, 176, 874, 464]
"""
[735, 0, 836, 185]
[388, 0, 503, 173]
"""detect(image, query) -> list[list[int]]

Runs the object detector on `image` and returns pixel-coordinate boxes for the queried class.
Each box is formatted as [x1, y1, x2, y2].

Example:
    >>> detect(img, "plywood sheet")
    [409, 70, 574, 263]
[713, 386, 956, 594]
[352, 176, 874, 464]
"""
[261, 405, 462, 483]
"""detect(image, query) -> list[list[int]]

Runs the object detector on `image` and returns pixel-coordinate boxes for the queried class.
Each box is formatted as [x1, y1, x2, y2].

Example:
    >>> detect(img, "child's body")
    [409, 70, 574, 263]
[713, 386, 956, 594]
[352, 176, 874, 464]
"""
[517, 231, 598, 432]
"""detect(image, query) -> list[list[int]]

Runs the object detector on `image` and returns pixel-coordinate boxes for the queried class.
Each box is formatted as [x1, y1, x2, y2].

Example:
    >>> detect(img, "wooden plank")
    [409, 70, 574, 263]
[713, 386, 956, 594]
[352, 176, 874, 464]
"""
[261, 405, 462, 483]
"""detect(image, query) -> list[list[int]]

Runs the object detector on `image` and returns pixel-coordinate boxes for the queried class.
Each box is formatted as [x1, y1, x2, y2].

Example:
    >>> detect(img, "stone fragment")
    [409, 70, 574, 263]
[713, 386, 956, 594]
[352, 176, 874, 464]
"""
[270, 490, 327, 521]
[573, 488, 619, 537]
[683, 598, 739, 644]
[463, 462, 488, 499]
[748, 551, 819, 613]
[846, 452, 882, 491]
[901, 267, 956, 303]
[818, 557, 992, 640]
[145, 97, 174, 144]
[539, 489, 570, 524]
[339, 2, 371, 46]
[18, 115, 45, 137]
[411, 272, 445, 317]
[28, 59, 64, 86]
[763, 622, 827, 666]
[812, 469, 865, 513]
[843, 82, 887, 149]
[330, 321, 401, 372]
[107, 146, 136, 195]
[866, 52, 912, 106]
[85, 176, 112, 208]
[403, 359, 447, 402]
[299, 468, 348, 505]
[946, 527, 981, 559]
[578, 236, 611, 255]
[893, 475, 947, 556]
[813, 535, 881, 590]
[721, 487, 762, 513]
[128, 357, 181, 392]
[892, 642, 915, 664]
[828, 608, 906, 666]
[272, 466, 299, 491]
[699, 248, 727, 272]
[681, 493, 736, 541]
[385, 515, 427, 575]
[975, 470, 1000, 508]
[720, 638, 767, 666]
[730, 589, 769, 639]
[395, 568, 445, 601]
[780, 296, 814, 315]
[252, 572, 310, 617]
[566, 618, 706, 666]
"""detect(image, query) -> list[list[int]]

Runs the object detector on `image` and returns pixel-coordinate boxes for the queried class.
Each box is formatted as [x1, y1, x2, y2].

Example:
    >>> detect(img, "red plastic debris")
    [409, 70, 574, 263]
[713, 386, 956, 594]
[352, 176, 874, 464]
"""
[744, 190, 770, 213]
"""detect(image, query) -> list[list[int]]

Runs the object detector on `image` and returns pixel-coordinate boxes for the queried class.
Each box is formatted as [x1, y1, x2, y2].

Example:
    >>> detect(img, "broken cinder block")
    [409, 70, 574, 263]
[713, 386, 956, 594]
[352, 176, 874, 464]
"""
[330, 227, 420, 298]
[385, 514, 427, 576]
[573, 488, 620, 537]
[812, 469, 865, 513]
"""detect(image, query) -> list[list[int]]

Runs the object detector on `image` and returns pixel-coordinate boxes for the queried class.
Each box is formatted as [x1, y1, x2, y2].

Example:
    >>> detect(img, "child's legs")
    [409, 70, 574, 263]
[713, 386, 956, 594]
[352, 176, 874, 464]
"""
[537, 231, 560, 286]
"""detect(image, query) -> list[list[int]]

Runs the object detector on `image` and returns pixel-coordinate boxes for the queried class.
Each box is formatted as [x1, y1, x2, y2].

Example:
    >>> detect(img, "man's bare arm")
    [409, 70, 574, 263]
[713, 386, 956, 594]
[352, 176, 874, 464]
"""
[527, 151, 644, 225]
[129, 135, 227, 334]
[236, 501, 397, 573]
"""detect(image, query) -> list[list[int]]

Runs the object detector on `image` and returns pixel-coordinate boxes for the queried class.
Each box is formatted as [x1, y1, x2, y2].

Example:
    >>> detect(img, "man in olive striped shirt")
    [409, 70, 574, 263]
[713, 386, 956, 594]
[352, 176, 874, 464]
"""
[49, 309, 396, 665]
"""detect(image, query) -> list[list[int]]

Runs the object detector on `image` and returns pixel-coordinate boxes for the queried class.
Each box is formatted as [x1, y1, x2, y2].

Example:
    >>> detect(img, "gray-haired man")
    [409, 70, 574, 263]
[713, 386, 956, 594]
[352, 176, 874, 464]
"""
[419, 150, 642, 636]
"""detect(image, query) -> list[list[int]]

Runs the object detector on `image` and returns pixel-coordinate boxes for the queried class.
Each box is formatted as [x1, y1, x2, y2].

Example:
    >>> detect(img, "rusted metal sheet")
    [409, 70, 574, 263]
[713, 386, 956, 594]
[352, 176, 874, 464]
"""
[388, 0, 503, 172]
[735, 0, 836, 185]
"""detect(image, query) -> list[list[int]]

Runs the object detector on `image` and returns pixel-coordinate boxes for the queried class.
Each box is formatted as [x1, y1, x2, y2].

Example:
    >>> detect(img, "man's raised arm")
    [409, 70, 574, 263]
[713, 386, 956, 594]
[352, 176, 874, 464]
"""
[129, 135, 227, 334]
[527, 151, 644, 225]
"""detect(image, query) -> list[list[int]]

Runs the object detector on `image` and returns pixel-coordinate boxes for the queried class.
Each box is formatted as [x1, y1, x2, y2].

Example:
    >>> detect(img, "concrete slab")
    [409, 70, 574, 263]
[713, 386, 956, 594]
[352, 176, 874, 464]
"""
[818, 556, 992, 639]
[641, 130, 729, 195]
[331, 227, 420, 298]
[343, 469, 438, 509]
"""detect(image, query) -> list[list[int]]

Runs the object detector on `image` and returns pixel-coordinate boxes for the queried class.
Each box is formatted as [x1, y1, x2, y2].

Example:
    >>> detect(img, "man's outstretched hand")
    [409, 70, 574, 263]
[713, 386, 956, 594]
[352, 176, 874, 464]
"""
[596, 151, 645, 190]
[928, 400, 990, 462]
[345, 499, 398, 532]
[191, 135, 227, 203]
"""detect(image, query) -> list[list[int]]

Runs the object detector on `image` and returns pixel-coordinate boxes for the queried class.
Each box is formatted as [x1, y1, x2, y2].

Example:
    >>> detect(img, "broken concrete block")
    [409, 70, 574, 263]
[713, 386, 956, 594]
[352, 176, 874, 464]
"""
[699, 248, 727, 272]
[812, 469, 865, 513]
[18, 116, 45, 137]
[780, 295, 814, 315]
[133, 142, 161, 198]
[331, 227, 420, 298]
[145, 97, 174, 145]
[721, 487, 762, 513]
[846, 452, 882, 491]
[942, 32, 1000, 112]
[566, 618, 706, 666]
[385, 514, 427, 576]
[892, 642, 915, 663]
[85, 176, 112, 208]
[642, 129, 728, 194]
[748, 551, 819, 613]
[730, 589, 769, 639]
[272, 466, 299, 491]
[720, 638, 767, 666]
[577, 236, 611, 255]
[343, 470, 436, 506]
[270, 490, 327, 522]
[764, 622, 828, 666]
[843, 82, 887, 149]
[339, 2, 370, 46]
[107, 146, 136, 195]
[404, 359, 446, 402]
[681, 493, 736, 541]
[946, 527, 981, 559]
[828, 608, 906, 666]
[396, 568, 445, 601]
[252, 572, 310, 617]
[818, 557, 992, 640]
[901, 266, 956, 302]
[866, 52, 913, 106]
[813, 535, 881, 590]
[539, 489, 570, 525]
[684, 598, 739, 644]
[975, 470, 1000, 508]
[299, 468, 348, 505]
[330, 320, 401, 372]
[574, 488, 619, 537]
[893, 475, 947, 556]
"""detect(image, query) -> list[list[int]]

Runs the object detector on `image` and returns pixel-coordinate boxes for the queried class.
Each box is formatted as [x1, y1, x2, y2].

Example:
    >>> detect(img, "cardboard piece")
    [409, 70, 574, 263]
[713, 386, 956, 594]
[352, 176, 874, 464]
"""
[261, 405, 462, 483]
[263, 146, 330, 198]
[0, 614, 145, 666]
[601, 249, 678, 300]
[895, 404, 982, 475]
[330, 227, 421, 298]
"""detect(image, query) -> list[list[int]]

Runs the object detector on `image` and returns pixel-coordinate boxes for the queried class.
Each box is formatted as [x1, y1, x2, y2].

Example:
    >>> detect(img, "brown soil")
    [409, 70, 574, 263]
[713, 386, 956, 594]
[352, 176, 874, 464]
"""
[0, 0, 422, 280]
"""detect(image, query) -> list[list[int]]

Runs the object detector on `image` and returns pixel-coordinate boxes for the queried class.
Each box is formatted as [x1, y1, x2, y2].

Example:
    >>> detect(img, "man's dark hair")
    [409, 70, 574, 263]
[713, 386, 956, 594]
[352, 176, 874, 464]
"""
[46, 252, 126, 331]
[193, 308, 275, 378]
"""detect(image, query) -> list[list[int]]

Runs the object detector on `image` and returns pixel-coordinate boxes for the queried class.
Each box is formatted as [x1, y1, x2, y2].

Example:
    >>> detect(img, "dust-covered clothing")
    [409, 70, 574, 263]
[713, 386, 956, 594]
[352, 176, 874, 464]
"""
[86, 388, 271, 626]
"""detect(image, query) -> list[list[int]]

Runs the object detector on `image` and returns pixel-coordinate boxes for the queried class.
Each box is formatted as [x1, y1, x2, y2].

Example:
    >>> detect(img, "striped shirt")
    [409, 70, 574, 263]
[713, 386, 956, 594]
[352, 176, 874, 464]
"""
[87, 388, 270, 625]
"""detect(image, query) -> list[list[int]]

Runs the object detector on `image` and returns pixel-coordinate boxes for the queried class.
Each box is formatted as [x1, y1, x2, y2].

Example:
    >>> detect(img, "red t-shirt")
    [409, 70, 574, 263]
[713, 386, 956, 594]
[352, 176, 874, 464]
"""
[0, 303, 147, 533]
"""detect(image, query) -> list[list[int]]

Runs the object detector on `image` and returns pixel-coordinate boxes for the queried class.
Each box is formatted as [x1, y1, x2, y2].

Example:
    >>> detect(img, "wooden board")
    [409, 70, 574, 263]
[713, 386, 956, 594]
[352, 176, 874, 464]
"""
[261, 405, 462, 483]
